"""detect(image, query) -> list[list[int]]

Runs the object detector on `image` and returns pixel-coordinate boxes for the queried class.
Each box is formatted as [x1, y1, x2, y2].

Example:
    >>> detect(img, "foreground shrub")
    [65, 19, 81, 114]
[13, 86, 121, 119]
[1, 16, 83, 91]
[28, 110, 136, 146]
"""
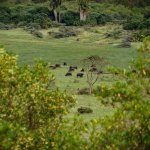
[0, 48, 76, 129]
[94, 38, 150, 149]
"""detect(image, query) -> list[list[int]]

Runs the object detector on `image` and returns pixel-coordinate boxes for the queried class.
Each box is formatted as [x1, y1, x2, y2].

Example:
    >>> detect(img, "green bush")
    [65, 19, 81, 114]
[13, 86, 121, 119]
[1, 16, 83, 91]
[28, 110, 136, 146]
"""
[86, 12, 99, 26]
[97, 13, 111, 25]
[0, 6, 11, 23]
[0, 23, 15, 30]
[32, 0, 48, 3]
[0, 6, 52, 29]
[133, 29, 150, 41]
[123, 18, 142, 30]
[61, 11, 79, 26]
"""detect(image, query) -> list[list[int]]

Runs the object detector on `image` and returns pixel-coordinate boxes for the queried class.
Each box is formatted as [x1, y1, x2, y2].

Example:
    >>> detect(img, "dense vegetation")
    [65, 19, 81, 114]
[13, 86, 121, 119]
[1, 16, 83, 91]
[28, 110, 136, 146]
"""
[0, 0, 150, 31]
[0, 0, 150, 149]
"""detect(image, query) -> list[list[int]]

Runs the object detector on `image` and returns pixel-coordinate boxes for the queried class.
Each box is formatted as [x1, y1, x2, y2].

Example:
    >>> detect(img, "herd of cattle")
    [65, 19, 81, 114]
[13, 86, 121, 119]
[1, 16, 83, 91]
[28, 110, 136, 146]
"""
[49, 62, 105, 78]
[49, 62, 85, 77]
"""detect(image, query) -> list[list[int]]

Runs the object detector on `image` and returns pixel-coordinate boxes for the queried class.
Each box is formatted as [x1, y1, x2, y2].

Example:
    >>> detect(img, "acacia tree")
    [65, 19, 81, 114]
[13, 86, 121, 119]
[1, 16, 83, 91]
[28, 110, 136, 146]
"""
[77, 0, 89, 21]
[50, 0, 62, 22]
[82, 56, 107, 94]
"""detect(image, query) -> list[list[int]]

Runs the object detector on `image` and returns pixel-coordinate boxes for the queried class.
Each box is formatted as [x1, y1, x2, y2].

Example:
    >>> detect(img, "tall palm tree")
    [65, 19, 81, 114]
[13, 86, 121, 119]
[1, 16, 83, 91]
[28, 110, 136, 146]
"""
[77, 0, 89, 21]
[50, 0, 62, 22]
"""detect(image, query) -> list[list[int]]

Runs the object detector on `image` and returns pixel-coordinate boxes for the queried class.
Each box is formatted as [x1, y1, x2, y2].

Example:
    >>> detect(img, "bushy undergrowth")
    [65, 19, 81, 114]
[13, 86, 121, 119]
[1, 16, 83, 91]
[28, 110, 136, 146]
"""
[0, 2, 149, 32]
[49, 26, 78, 38]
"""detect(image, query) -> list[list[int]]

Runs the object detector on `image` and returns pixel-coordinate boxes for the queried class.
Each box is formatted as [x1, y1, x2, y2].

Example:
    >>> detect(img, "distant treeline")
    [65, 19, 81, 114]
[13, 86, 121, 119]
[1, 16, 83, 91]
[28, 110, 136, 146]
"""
[96, 0, 150, 7]
[0, 0, 150, 36]
[1, 0, 150, 7]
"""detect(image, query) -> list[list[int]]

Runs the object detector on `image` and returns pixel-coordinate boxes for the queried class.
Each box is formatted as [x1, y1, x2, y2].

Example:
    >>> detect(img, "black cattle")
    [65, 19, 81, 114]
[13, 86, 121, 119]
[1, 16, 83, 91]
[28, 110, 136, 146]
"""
[65, 72, 72, 76]
[81, 68, 84, 72]
[68, 68, 75, 72]
[55, 64, 61, 68]
[77, 73, 84, 78]
[89, 67, 97, 72]
[63, 62, 67, 66]
[70, 66, 77, 69]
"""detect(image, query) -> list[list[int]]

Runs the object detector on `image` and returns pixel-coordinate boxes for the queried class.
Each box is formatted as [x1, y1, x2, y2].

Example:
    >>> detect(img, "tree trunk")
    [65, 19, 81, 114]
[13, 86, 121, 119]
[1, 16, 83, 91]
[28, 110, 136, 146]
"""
[89, 84, 93, 95]
[80, 9, 87, 21]
[58, 12, 61, 23]
[53, 9, 58, 22]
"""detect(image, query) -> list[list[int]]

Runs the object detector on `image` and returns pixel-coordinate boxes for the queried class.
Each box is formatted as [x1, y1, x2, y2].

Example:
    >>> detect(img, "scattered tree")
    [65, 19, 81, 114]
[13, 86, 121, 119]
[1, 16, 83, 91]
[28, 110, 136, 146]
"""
[82, 55, 108, 94]
[49, 0, 62, 22]
[77, 0, 89, 21]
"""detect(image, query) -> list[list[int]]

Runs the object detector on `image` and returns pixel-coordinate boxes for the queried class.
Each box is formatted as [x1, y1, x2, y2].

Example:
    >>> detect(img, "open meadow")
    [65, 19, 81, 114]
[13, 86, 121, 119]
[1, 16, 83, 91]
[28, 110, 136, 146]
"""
[0, 24, 140, 121]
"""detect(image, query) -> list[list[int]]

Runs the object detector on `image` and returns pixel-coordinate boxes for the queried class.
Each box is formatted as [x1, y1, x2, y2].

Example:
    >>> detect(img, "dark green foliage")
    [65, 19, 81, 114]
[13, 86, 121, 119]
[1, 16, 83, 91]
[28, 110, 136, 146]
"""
[133, 29, 150, 42]
[112, 0, 150, 7]
[61, 10, 111, 26]
[0, 23, 15, 30]
[97, 13, 111, 25]
[123, 18, 142, 30]
[123, 15, 150, 30]
[0, 6, 52, 29]
[32, 0, 48, 3]
[86, 12, 99, 26]
[61, 11, 79, 26]
[0, 7, 11, 23]
[0, 2, 149, 30]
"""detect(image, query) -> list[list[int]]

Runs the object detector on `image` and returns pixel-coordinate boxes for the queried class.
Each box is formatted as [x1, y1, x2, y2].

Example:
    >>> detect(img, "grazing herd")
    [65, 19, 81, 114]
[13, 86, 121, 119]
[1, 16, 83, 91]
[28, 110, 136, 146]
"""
[49, 62, 106, 78]
[50, 62, 85, 78]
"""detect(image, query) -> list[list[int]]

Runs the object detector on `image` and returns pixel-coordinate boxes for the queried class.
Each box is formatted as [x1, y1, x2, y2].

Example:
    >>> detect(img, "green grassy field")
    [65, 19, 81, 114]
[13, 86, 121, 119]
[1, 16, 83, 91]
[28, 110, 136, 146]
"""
[0, 24, 140, 121]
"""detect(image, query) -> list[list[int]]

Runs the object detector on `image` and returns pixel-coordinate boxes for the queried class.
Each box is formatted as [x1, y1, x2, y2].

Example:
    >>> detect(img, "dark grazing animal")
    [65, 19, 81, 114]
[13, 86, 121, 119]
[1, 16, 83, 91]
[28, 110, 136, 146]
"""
[77, 72, 84, 78]
[65, 72, 72, 76]
[89, 67, 97, 72]
[63, 62, 67, 66]
[81, 68, 84, 72]
[55, 64, 61, 68]
[68, 68, 75, 72]
[70, 66, 77, 69]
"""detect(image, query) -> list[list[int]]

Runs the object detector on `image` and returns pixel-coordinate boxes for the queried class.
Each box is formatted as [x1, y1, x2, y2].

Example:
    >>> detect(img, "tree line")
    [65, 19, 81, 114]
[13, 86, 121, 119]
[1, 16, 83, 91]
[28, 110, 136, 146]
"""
[1, 0, 150, 23]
